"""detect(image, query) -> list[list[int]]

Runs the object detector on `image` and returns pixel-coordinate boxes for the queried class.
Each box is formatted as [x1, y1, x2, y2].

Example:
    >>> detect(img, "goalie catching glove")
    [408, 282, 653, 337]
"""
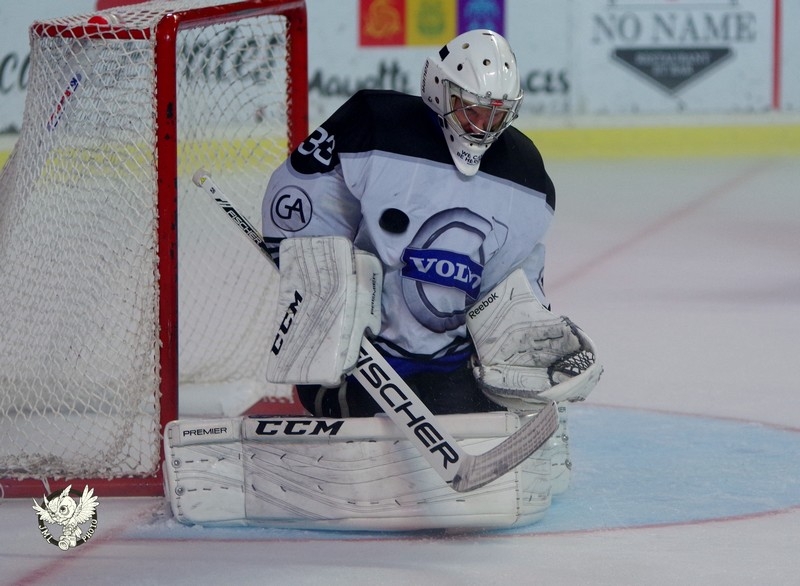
[467, 269, 602, 411]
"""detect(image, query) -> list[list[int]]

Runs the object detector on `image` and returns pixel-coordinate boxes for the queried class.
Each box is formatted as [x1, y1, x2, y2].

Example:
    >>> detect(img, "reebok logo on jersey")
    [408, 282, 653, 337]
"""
[401, 247, 482, 299]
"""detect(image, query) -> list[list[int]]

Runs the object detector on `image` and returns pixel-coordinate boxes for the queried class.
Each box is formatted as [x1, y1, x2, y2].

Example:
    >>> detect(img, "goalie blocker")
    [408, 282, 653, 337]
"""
[164, 411, 553, 531]
[267, 236, 382, 387]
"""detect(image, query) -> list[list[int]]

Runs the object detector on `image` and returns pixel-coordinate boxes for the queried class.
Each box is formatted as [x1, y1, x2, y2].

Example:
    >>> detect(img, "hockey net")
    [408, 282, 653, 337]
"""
[0, 0, 308, 497]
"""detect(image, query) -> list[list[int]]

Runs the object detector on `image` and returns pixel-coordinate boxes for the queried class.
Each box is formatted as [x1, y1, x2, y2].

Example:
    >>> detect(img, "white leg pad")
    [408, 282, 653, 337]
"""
[541, 403, 571, 495]
[164, 412, 552, 531]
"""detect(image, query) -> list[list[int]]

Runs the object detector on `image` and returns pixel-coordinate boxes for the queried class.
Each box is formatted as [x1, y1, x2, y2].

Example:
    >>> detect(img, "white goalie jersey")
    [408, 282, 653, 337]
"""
[262, 89, 556, 367]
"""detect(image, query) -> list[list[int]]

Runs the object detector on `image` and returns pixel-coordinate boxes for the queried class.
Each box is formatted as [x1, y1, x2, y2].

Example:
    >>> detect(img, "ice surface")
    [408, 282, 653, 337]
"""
[2, 156, 799, 586]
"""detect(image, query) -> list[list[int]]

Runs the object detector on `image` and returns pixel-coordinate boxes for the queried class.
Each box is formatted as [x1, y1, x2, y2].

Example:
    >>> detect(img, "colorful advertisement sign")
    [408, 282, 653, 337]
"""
[359, 0, 504, 46]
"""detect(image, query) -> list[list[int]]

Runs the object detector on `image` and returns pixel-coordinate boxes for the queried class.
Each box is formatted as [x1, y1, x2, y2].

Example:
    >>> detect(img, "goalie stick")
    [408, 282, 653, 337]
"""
[191, 169, 557, 492]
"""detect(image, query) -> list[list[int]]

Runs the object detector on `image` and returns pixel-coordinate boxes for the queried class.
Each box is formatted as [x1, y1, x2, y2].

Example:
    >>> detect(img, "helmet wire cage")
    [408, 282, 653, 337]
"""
[442, 80, 522, 146]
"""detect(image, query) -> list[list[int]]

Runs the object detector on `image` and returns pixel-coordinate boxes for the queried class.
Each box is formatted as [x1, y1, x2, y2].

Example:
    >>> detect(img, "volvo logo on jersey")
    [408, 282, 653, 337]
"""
[401, 248, 481, 299]
[399, 208, 496, 333]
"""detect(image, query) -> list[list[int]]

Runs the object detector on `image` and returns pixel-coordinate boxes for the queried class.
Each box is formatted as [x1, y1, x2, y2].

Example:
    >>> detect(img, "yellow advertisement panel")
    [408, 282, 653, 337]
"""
[405, 0, 456, 46]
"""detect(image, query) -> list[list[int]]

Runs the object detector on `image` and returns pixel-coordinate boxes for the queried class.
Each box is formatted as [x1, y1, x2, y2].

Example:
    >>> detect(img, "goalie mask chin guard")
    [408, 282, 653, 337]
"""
[421, 29, 523, 176]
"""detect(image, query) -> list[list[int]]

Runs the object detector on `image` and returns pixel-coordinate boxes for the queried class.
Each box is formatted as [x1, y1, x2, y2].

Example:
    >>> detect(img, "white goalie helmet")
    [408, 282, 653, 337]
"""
[421, 29, 523, 176]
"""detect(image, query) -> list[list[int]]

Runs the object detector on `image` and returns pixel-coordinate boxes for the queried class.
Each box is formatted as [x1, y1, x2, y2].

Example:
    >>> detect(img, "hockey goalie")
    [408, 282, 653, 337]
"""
[164, 29, 602, 531]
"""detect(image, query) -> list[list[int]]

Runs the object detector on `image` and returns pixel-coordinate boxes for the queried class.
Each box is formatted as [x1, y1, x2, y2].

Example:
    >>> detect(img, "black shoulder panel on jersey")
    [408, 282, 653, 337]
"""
[288, 90, 451, 174]
[480, 128, 556, 211]
[335, 90, 453, 162]
[290, 89, 555, 210]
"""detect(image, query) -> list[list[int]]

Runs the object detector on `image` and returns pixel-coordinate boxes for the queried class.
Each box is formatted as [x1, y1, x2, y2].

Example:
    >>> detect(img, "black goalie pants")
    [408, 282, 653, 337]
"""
[296, 362, 502, 418]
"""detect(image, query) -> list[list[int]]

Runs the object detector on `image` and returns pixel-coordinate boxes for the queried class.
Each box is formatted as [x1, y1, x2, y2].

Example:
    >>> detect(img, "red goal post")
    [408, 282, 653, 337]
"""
[0, 0, 308, 498]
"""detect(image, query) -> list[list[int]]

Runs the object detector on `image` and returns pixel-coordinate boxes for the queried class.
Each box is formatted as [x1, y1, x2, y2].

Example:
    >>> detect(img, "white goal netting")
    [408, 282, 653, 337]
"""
[0, 0, 306, 488]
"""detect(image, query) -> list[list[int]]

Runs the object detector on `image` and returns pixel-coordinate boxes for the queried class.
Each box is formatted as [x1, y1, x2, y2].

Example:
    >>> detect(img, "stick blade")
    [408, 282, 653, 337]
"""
[450, 401, 558, 493]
